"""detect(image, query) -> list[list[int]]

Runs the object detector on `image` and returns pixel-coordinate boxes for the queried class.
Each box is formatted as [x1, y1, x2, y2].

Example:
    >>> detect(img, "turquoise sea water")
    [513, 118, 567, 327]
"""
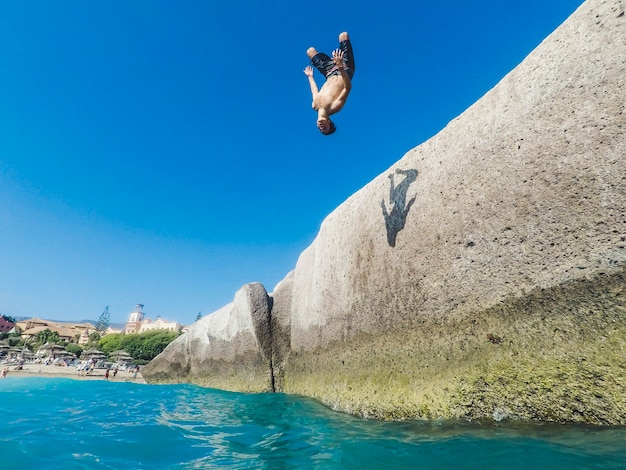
[0, 377, 624, 469]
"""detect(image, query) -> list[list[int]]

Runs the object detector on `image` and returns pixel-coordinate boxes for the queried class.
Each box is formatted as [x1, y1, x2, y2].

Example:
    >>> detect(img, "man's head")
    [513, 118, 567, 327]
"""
[317, 118, 336, 135]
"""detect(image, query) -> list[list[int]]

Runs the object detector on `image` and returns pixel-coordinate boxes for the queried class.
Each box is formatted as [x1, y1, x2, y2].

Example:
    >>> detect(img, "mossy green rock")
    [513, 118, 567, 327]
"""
[286, 271, 625, 424]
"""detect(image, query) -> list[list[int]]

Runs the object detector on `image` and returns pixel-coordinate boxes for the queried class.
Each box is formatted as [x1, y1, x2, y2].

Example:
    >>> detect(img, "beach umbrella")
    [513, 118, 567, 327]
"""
[82, 349, 106, 359]
[37, 342, 65, 356]
[7, 347, 23, 360]
[109, 350, 132, 361]
[83, 348, 104, 355]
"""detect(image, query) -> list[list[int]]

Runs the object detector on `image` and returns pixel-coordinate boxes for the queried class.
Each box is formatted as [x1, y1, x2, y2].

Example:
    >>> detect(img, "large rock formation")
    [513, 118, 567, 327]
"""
[143, 0, 626, 425]
[143, 283, 274, 391]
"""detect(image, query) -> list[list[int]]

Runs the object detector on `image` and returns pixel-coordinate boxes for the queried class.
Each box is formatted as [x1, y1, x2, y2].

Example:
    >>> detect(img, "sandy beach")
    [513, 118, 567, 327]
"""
[2, 362, 146, 384]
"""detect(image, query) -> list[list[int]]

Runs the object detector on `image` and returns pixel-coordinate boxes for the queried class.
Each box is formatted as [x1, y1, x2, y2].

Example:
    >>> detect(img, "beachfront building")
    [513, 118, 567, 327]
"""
[0, 315, 15, 332]
[17, 318, 96, 344]
[16, 317, 48, 332]
[77, 328, 91, 345]
[124, 304, 145, 335]
[72, 324, 122, 345]
[124, 304, 181, 334]
[138, 316, 181, 333]
[105, 326, 124, 335]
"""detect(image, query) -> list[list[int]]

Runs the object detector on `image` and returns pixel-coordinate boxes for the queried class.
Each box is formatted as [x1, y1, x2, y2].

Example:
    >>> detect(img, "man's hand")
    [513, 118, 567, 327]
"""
[304, 66, 314, 77]
[332, 49, 345, 69]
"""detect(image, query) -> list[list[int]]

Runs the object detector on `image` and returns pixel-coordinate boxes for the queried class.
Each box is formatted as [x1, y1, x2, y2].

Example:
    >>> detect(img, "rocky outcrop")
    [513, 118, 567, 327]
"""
[144, 283, 274, 391]
[143, 0, 626, 424]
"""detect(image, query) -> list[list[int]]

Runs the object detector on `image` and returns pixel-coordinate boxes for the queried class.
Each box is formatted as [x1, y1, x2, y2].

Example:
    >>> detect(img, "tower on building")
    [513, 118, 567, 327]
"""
[128, 304, 144, 323]
[125, 304, 145, 334]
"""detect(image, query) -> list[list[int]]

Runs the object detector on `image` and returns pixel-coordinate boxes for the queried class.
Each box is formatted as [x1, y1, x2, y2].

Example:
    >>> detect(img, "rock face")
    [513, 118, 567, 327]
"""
[144, 283, 274, 391]
[143, 0, 626, 425]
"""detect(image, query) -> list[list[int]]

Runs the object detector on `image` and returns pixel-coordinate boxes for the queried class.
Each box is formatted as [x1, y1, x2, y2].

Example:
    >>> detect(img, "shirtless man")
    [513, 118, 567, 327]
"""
[304, 32, 355, 135]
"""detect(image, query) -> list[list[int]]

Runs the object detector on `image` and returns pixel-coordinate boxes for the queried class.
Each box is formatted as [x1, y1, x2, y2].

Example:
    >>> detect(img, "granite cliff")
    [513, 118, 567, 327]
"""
[143, 0, 626, 424]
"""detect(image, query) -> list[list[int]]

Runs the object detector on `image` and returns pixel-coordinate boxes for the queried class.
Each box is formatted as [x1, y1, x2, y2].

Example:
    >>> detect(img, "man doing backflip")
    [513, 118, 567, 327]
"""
[304, 32, 355, 135]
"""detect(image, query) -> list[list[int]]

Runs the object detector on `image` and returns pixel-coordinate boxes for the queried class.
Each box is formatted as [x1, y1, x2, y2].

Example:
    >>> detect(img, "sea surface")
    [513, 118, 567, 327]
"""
[0, 377, 624, 469]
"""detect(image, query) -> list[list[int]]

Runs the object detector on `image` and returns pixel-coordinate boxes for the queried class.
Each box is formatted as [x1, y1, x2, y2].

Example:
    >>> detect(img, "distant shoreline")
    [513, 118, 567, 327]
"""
[1, 363, 146, 384]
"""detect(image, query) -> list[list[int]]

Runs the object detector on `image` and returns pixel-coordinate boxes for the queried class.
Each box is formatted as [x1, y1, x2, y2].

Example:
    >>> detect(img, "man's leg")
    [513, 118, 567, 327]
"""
[308, 46, 336, 78]
[338, 31, 355, 79]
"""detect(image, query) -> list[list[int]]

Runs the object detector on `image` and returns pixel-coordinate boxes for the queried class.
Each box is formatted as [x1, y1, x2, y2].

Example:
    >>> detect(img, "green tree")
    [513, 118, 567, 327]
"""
[20, 338, 32, 352]
[96, 306, 110, 334]
[6, 332, 24, 348]
[121, 330, 180, 363]
[98, 333, 125, 355]
[8, 337, 24, 348]
[65, 343, 83, 356]
[88, 332, 101, 344]
[36, 328, 60, 345]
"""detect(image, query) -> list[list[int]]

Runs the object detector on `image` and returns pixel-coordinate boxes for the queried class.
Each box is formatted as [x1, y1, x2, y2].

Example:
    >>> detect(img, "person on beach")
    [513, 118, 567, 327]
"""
[1, 367, 7, 379]
[303, 32, 355, 135]
[104, 368, 110, 380]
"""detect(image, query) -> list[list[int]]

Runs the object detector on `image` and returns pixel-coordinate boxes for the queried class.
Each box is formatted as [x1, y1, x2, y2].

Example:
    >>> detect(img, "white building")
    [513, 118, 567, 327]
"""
[124, 304, 181, 334]
[139, 317, 181, 333]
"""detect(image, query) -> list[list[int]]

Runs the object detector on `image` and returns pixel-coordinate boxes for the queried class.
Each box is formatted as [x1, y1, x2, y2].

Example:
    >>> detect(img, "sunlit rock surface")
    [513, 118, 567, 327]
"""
[144, 0, 626, 424]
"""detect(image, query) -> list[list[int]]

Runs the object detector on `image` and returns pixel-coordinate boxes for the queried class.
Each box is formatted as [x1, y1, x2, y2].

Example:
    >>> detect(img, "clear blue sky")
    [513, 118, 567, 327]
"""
[0, 1, 584, 325]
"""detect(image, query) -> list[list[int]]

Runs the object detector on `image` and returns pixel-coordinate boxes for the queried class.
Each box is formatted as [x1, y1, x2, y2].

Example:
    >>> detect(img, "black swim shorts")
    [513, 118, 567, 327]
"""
[311, 39, 355, 80]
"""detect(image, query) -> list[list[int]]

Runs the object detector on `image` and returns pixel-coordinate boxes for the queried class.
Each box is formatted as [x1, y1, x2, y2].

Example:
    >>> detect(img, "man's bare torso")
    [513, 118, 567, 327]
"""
[313, 75, 349, 115]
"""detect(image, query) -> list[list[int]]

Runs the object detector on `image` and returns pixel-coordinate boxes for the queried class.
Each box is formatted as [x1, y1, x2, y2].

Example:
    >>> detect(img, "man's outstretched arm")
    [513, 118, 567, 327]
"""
[304, 66, 319, 109]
